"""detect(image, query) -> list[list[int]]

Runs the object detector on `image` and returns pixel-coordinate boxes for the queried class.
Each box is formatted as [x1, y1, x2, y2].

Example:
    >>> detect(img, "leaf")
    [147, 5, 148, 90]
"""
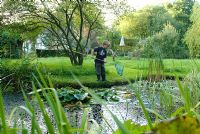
[79, 108, 88, 134]
[74, 93, 88, 101]
[110, 112, 131, 134]
[151, 116, 200, 134]
[64, 94, 75, 102]
[114, 119, 148, 134]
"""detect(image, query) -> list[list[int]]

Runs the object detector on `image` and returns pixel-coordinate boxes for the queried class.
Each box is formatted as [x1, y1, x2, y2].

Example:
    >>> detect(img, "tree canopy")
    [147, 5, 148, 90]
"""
[184, 3, 200, 58]
[1, 0, 105, 65]
[115, 6, 178, 39]
[143, 23, 180, 58]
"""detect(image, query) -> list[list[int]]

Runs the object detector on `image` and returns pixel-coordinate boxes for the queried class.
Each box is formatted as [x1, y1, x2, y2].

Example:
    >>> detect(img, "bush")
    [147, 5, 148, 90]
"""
[0, 31, 23, 58]
[143, 23, 188, 59]
[184, 4, 200, 58]
[36, 49, 67, 57]
[0, 57, 35, 91]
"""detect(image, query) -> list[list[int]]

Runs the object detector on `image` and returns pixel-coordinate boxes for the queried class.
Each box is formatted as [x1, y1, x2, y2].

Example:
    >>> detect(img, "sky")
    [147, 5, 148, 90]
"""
[104, 0, 199, 27]
[127, 0, 173, 9]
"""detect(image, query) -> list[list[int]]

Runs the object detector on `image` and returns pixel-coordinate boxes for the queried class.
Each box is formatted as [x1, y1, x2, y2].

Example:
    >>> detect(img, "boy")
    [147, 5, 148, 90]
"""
[93, 40, 110, 81]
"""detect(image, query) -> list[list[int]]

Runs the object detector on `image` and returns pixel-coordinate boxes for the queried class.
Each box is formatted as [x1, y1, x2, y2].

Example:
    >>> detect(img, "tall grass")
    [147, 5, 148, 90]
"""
[0, 73, 90, 134]
[184, 69, 200, 109]
[147, 58, 164, 81]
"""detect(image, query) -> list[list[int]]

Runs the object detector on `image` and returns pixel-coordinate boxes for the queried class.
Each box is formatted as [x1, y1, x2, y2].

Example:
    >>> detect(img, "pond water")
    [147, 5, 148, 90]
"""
[3, 80, 180, 134]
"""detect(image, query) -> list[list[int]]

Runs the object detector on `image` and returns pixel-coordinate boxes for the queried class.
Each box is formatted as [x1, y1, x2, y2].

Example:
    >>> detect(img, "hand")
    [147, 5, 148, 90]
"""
[104, 59, 107, 63]
[93, 52, 97, 56]
[112, 54, 116, 61]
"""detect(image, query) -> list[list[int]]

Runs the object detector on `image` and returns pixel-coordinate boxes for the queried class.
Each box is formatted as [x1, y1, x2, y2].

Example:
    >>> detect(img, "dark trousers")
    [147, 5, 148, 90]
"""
[95, 62, 106, 81]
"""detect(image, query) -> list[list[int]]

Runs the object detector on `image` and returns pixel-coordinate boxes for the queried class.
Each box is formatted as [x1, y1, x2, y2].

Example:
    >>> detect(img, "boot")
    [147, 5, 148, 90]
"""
[102, 75, 106, 81]
[97, 75, 101, 81]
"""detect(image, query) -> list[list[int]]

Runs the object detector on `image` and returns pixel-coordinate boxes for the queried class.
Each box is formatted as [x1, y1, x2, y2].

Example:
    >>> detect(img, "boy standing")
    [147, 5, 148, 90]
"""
[93, 40, 110, 81]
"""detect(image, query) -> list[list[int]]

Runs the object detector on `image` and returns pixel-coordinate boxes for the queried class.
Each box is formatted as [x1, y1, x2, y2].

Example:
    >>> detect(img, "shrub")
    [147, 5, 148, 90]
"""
[184, 4, 200, 58]
[143, 23, 188, 59]
[0, 31, 23, 58]
[0, 57, 35, 91]
[36, 49, 67, 57]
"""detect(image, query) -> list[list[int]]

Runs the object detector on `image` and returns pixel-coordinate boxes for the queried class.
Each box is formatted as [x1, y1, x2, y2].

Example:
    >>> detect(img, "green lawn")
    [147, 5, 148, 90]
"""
[2, 57, 200, 87]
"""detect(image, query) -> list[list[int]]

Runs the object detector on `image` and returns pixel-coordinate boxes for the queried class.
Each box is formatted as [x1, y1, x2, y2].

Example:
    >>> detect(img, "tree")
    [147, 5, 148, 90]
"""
[144, 23, 181, 58]
[0, 1, 45, 54]
[104, 0, 135, 17]
[166, 0, 195, 37]
[166, 0, 195, 57]
[184, 4, 200, 58]
[115, 6, 178, 39]
[1, 0, 104, 65]
[0, 30, 23, 58]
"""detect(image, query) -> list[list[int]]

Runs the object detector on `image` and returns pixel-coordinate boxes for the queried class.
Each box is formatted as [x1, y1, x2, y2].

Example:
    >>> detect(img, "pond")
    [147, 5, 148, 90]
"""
[3, 80, 181, 134]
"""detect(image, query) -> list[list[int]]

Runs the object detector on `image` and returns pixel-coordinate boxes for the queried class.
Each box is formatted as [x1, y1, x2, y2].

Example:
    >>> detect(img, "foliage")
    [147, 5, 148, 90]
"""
[183, 69, 200, 111]
[57, 87, 121, 104]
[0, 31, 23, 58]
[147, 58, 164, 81]
[114, 119, 148, 134]
[166, 0, 194, 38]
[1, 0, 104, 65]
[143, 23, 186, 59]
[57, 88, 90, 104]
[184, 4, 200, 58]
[114, 116, 200, 134]
[151, 116, 200, 134]
[103, 0, 135, 18]
[104, 29, 121, 50]
[0, 57, 35, 91]
[95, 88, 119, 102]
[1, 61, 200, 133]
[36, 49, 66, 57]
[165, 0, 194, 57]
[113, 1, 194, 58]
[1, 1, 43, 42]
[115, 6, 178, 39]
[1, 75, 89, 134]
[113, 69, 200, 134]
[1, 57, 200, 90]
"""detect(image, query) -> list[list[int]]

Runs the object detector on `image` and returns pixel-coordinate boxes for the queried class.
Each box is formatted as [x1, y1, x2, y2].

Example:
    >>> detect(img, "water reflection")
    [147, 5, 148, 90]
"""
[91, 104, 103, 124]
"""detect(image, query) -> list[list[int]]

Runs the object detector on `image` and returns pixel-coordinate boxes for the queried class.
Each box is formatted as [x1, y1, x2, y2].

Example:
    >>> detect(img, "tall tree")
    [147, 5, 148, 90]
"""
[115, 6, 178, 39]
[166, 0, 195, 36]
[104, 0, 135, 17]
[144, 23, 181, 58]
[1, 0, 103, 65]
[0, 30, 23, 58]
[184, 4, 200, 58]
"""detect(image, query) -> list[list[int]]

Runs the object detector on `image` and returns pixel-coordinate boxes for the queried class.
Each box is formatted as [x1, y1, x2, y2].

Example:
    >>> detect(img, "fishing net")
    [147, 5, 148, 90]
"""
[114, 63, 124, 76]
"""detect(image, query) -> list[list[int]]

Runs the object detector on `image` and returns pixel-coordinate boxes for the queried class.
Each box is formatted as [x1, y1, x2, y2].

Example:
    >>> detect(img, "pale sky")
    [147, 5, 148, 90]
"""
[127, 0, 173, 9]
[105, 0, 199, 27]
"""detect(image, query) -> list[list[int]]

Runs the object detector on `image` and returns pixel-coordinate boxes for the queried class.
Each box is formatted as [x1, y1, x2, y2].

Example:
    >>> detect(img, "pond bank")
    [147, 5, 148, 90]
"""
[53, 75, 181, 89]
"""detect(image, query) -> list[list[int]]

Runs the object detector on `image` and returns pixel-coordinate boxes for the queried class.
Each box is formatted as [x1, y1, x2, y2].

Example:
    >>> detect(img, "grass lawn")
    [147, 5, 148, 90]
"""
[2, 56, 200, 88]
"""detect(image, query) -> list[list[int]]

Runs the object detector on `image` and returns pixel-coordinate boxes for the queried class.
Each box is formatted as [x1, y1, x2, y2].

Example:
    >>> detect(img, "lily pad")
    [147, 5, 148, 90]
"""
[74, 93, 89, 101]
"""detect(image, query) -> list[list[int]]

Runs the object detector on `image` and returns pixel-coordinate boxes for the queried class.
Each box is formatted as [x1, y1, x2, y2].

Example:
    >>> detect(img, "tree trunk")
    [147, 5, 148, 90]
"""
[68, 53, 84, 66]
[77, 53, 83, 65]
